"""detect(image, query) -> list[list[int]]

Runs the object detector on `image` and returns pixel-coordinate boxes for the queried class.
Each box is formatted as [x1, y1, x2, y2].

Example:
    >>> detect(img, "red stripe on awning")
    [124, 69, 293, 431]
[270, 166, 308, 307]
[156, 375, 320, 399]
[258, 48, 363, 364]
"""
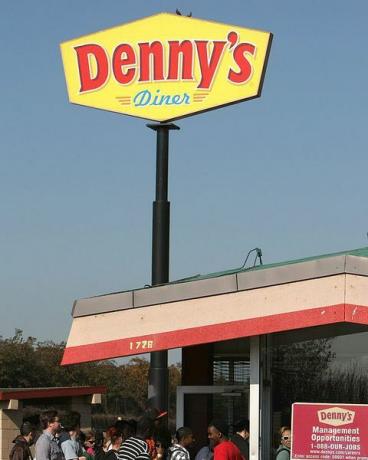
[345, 304, 368, 324]
[62, 304, 347, 365]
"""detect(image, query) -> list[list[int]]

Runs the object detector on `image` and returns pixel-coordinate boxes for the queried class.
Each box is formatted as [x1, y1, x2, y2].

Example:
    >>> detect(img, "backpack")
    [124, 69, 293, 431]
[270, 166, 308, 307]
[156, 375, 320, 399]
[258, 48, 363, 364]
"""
[9, 439, 32, 460]
[50, 438, 65, 460]
[9, 444, 21, 460]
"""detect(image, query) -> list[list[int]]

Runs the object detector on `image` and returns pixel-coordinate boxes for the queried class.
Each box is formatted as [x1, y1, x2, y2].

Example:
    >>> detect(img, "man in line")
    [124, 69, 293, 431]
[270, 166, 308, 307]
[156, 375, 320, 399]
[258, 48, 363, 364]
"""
[35, 410, 64, 460]
[230, 419, 249, 460]
[168, 427, 195, 460]
[9, 422, 34, 460]
[207, 420, 243, 460]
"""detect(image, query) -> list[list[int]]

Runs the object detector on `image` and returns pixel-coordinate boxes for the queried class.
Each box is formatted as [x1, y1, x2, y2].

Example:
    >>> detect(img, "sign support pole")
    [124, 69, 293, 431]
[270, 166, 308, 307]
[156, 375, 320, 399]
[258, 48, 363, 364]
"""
[147, 122, 180, 415]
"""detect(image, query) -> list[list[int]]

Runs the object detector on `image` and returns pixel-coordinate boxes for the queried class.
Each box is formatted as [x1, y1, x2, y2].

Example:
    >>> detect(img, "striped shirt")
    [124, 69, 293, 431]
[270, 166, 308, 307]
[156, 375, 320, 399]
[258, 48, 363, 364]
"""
[169, 445, 190, 460]
[117, 437, 150, 460]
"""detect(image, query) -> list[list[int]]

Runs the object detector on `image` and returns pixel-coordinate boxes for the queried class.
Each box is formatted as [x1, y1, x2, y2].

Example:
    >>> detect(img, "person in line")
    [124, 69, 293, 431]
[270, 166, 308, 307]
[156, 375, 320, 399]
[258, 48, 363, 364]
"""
[114, 420, 136, 444]
[194, 443, 213, 460]
[9, 422, 34, 460]
[207, 420, 242, 460]
[59, 411, 84, 460]
[230, 419, 249, 460]
[83, 432, 96, 457]
[152, 440, 165, 460]
[35, 410, 64, 460]
[105, 430, 123, 460]
[117, 416, 152, 460]
[93, 432, 105, 460]
[151, 430, 172, 460]
[105, 427, 118, 452]
[143, 409, 167, 460]
[275, 427, 291, 460]
[168, 427, 194, 460]
[78, 431, 94, 460]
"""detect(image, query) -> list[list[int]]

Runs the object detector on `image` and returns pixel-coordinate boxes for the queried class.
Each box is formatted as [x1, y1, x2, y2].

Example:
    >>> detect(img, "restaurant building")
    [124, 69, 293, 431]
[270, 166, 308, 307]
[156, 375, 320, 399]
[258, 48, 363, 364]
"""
[63, 247, 368, 459]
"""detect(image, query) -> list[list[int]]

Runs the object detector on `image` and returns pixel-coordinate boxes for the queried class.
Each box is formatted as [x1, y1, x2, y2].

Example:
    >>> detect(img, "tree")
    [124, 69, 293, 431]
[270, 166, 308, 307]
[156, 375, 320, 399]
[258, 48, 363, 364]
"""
[0, 331, 182, 423]
[272, 338, 335, 421]
[0, 329, 38, 387]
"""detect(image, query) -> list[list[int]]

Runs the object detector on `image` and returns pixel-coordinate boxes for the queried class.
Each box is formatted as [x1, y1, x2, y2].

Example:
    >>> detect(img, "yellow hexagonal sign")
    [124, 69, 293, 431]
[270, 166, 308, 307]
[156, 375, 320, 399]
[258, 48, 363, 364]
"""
[60, 13, 272, 122]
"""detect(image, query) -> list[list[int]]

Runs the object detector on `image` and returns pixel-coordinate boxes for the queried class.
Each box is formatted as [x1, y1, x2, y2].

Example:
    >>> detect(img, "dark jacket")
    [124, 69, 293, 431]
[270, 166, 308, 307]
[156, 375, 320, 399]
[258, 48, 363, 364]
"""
[104, 450, 119, 460]
[9, 436, 33, 460]
[230, 434, 249, 460]
[94, 447, 106, 460]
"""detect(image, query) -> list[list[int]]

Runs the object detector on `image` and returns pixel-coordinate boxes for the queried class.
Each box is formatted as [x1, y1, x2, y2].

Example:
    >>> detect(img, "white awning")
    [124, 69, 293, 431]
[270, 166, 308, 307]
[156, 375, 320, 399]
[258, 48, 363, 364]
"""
[62, 253, 368, 365]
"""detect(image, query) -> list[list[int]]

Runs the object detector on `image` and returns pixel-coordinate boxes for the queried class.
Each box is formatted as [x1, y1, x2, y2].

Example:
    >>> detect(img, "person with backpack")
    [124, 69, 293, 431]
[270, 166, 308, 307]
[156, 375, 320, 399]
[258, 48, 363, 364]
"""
[275, 427, 291, 460]
[58, 411, 84, 460]
[9, 422, 34, 460]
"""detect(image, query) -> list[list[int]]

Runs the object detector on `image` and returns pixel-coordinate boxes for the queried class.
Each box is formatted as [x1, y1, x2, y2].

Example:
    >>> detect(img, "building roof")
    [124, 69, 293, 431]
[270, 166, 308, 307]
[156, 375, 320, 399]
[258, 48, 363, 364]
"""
[72, 246, 368, 318]
[180, 246, 368, 281]
[62, 247, 368, 365]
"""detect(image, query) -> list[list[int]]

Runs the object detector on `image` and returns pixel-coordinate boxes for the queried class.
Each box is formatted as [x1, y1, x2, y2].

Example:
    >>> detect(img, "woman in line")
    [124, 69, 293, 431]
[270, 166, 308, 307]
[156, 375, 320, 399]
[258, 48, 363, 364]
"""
[275, 427, 291, 460]
[105, 430, 123, 460]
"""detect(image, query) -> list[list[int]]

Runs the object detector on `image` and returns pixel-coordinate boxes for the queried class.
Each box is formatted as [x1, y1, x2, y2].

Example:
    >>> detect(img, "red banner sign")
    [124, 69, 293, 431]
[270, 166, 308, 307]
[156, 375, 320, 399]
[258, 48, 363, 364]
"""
[291, 403, 368, 460]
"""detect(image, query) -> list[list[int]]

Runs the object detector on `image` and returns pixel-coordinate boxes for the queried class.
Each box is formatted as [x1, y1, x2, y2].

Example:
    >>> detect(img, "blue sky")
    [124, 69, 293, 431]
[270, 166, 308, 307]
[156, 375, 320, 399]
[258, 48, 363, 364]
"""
[1, 0, 368, 347]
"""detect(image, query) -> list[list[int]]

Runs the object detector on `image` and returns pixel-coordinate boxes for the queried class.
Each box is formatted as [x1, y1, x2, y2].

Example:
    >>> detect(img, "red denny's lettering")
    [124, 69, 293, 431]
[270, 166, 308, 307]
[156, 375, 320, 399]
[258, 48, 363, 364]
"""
[75, 31, 256, 93]
[317, 407, 356, 426]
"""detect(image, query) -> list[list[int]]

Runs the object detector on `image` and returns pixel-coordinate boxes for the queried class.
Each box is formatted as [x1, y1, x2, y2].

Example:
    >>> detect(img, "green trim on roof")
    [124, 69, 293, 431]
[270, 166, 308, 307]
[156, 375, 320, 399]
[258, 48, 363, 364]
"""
[170, 246, 368, 284]
[85, 247, 368, 299]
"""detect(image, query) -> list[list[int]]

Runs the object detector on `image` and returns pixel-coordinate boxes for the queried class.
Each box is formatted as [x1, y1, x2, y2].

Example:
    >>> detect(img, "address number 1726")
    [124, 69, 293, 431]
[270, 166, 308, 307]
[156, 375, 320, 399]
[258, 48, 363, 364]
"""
[129, 340, 154, 350]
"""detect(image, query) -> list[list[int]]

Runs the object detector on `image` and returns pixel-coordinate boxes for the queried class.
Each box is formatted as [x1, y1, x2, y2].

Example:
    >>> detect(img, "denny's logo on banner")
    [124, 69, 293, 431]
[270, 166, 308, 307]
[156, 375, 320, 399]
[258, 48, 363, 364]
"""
[60, 13, 273, 122]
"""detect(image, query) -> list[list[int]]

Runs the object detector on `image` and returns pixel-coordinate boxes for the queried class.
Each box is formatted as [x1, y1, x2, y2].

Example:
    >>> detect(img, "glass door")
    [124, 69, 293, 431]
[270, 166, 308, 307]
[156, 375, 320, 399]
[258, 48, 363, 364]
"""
[176, 386, 248, 455]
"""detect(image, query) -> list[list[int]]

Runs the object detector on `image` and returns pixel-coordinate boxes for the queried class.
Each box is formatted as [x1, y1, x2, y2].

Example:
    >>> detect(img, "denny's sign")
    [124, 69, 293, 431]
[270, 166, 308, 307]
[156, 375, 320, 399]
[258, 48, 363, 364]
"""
[60, 13, 272, 122]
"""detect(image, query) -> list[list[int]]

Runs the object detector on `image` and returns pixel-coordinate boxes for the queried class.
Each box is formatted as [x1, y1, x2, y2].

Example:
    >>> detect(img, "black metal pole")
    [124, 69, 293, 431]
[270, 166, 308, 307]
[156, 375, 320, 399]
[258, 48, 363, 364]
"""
[146, 122, 180, 415]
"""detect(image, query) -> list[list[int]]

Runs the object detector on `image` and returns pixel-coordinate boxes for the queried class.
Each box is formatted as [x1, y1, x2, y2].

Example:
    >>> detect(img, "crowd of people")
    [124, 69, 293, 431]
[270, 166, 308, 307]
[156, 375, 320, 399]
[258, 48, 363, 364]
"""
[9, 409, 291, 460]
